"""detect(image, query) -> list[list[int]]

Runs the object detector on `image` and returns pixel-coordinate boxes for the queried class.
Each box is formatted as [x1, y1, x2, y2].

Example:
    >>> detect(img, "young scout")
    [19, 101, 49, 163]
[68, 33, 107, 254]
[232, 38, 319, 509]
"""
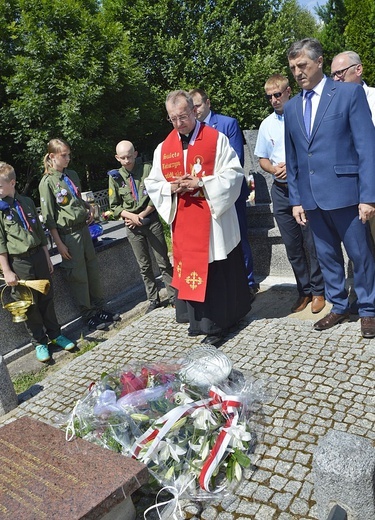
[0, 162, 75, 362]
[39, 138, 120, 331]
[108, 140, 175, 312]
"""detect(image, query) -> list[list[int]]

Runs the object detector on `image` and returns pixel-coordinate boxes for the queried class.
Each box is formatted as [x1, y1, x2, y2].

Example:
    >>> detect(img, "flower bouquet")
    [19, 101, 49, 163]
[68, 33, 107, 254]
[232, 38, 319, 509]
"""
[66, 347, 267, 517]
[101, 210, 115, 221]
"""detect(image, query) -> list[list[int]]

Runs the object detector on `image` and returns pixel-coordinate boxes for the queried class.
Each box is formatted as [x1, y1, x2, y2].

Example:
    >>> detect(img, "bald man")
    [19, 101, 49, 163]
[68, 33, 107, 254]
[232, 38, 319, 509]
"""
[331, 51, 375, 125]
[108, 140, 175, 312]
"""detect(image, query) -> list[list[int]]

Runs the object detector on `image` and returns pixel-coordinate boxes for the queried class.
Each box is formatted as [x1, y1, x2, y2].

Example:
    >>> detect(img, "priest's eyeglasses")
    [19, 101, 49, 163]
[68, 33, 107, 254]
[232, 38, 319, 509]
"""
[167, 111, 193, 124]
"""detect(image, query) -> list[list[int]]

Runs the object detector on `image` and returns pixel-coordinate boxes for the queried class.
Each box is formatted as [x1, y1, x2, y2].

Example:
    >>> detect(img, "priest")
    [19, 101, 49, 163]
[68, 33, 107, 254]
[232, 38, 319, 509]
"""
[145, 90, 252, 346]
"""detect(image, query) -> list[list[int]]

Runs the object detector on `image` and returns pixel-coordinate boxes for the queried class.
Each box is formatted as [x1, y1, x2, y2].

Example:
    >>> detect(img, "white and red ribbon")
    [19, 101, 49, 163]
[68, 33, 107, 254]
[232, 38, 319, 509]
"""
[130, 385, 244, 492]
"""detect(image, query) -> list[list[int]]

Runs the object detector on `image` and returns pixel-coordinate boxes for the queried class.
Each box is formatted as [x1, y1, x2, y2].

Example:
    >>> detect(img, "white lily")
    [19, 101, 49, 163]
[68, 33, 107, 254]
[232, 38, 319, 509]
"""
[189, 438, 210, 460]
[191, 407, 217, 429]
[223, 422, 252, 450]
[149, 438, 187, 464]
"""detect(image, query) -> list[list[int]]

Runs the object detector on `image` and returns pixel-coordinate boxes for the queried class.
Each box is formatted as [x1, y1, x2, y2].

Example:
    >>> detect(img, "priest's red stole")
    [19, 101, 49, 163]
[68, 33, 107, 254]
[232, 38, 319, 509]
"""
[161, 124, 218, 302]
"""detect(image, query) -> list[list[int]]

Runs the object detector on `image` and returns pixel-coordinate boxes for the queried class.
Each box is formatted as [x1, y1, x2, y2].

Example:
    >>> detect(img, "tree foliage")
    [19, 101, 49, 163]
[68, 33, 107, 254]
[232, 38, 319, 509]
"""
[344, 0, 375, 85]
[10, 0, 375, 197]
[0, 0, 159, 194]
[316, 0, 375, 85]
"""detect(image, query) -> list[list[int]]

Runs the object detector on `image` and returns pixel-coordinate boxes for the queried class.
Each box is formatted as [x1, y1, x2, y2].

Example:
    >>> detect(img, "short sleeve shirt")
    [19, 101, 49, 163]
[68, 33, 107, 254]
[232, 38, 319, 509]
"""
[39, 168, 88, 231]
[108, 161, 153, 219]
[254, 112, 285, 172]
[0, 194, 47, 255]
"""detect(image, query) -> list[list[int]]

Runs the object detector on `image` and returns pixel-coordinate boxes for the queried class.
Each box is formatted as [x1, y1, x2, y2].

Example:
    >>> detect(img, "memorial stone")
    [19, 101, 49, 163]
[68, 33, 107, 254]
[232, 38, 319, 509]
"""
[0, 416, 149, 519]
[313, 430, 375, 520]
[0, 356, 18, 416]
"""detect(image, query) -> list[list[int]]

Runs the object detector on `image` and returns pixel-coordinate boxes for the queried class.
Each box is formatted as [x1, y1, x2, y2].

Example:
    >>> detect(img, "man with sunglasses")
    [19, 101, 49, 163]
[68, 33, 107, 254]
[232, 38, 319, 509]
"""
[255, 74, 325, 314]
[145, 90, 252, 346]
[330, 51, 375, 124]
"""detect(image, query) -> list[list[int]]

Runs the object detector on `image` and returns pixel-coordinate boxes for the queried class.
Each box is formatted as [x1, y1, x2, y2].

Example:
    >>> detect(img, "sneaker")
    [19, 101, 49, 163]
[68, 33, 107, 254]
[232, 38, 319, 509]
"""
[96, 310, 121, 323]
[35, 345, 51, 363]
[146, 300, 161, 313]
[51, 335, 75, 351]
[87, 315, 107, 331]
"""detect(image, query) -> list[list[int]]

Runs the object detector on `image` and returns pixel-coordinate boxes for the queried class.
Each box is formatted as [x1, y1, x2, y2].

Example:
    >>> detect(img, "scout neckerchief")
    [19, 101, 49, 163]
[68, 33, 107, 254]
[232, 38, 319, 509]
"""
[14, 198, 32, 232]
[160, 122, 218, 302]
[107, 168, 139, 201]
[63, 173, 79, 199]
[128, 173, 139, 202]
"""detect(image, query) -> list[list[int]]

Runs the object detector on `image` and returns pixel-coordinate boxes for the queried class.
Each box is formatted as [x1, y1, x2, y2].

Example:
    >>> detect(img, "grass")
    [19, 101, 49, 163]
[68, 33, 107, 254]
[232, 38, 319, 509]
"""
[12, 369, 49, 394]
[11, 340, 99, 395]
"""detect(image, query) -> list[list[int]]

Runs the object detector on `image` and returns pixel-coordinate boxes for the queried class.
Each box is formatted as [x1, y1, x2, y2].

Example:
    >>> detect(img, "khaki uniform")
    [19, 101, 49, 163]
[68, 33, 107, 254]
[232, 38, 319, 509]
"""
[0, 193, 60, 345]
[39, 168, 104, 319]
[108, 162, 174, 302]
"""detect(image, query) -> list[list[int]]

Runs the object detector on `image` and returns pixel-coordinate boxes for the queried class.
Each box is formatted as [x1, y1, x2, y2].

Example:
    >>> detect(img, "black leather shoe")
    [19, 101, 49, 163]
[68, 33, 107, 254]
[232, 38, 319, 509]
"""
[201, 335, 223, 346]
[314, 312, 349, 331]
[361, 317, 375, 338]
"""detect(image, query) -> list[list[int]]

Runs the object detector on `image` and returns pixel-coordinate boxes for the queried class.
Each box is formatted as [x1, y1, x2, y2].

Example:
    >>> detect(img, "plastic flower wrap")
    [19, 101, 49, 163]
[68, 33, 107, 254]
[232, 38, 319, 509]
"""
[65, 347, 268, 516]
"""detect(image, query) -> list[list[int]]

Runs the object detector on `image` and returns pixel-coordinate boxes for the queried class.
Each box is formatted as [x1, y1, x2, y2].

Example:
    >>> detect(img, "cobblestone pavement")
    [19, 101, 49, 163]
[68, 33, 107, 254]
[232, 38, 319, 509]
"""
[2, 284, 375, 519]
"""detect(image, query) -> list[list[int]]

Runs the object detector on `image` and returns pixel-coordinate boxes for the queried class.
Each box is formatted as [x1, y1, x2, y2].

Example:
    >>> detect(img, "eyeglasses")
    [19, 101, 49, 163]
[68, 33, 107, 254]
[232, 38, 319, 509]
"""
[167, 111, 193, 124]
[265, 87, 288, 101]
[330, 63, 357, 79]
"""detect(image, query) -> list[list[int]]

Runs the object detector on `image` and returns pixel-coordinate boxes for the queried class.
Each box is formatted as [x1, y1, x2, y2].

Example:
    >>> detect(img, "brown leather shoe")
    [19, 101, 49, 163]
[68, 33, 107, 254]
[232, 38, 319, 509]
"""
[311, 295, 326, 314]
[314, 312, 349, 331]
[291, 295, 312, 313]
[361, 317, 375, 338]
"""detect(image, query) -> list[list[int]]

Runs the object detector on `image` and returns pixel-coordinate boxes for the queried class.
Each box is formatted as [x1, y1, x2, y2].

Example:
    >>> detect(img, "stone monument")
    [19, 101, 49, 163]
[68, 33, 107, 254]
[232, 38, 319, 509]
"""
[313, 430, 375, 520]
[0, 356, 18, 416]
[0, 416, 149, 519]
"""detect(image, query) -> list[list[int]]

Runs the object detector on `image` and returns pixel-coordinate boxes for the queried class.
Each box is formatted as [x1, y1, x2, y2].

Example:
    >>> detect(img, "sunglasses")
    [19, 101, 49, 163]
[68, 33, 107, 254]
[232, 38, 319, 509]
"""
[265, 86, 288, 101]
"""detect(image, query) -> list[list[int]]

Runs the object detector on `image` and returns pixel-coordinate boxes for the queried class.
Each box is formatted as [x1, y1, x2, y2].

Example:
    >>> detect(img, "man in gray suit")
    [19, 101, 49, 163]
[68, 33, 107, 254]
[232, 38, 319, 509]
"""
[284, 38, 375, 338]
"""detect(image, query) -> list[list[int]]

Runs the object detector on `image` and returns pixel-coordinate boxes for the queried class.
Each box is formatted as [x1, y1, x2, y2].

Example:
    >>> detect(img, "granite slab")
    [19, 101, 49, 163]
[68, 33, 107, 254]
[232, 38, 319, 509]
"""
[0, 416, 148, 519]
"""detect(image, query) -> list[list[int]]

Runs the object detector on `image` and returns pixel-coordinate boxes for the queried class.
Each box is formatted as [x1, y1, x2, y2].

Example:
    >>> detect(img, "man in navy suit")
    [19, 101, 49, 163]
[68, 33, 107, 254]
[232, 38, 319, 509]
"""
[285, 38, 375, 337]
[189, 88, 258, 299]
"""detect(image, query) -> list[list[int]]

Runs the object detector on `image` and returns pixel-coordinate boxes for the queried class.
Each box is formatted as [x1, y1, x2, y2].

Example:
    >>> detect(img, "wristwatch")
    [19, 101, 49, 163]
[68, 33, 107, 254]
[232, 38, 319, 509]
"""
[197, 179, 204, 188]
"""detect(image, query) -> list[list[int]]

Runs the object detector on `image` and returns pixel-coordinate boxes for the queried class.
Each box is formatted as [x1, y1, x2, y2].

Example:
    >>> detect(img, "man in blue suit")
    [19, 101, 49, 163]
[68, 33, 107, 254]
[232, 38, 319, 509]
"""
[285, 38, 375, 338]
[189, 88, 258, 299]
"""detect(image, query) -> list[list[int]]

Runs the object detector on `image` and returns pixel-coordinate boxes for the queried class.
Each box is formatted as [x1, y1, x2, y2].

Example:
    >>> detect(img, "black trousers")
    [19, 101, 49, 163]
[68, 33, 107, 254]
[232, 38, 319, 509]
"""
[10, 248, 60, 346]
[175, 243, 252, 335]
[271, 182, 324, 296]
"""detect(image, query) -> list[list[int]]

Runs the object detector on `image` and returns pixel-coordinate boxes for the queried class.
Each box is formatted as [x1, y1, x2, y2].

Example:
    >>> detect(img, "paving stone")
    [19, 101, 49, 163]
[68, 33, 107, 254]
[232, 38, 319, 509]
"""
[271, 491, 293, 510]
[2, 288, 373, 520]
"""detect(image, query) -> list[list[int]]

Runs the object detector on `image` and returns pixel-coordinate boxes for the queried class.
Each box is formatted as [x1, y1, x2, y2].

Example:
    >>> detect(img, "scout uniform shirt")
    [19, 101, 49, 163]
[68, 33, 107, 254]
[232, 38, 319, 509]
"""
[39, 168, 88, 233]
[108, 161, 154, 218]
[0, 194, 47, 256]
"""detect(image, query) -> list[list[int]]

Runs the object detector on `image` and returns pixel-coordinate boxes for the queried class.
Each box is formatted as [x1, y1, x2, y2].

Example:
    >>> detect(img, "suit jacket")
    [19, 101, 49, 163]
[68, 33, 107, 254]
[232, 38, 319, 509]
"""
[284, 77, 375, 211]
[208, 111, 244, 167]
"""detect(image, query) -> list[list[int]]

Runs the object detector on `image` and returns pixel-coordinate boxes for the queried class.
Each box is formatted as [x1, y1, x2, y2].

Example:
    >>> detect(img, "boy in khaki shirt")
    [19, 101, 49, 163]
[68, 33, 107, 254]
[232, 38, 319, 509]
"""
[0, 162, 74, 362]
